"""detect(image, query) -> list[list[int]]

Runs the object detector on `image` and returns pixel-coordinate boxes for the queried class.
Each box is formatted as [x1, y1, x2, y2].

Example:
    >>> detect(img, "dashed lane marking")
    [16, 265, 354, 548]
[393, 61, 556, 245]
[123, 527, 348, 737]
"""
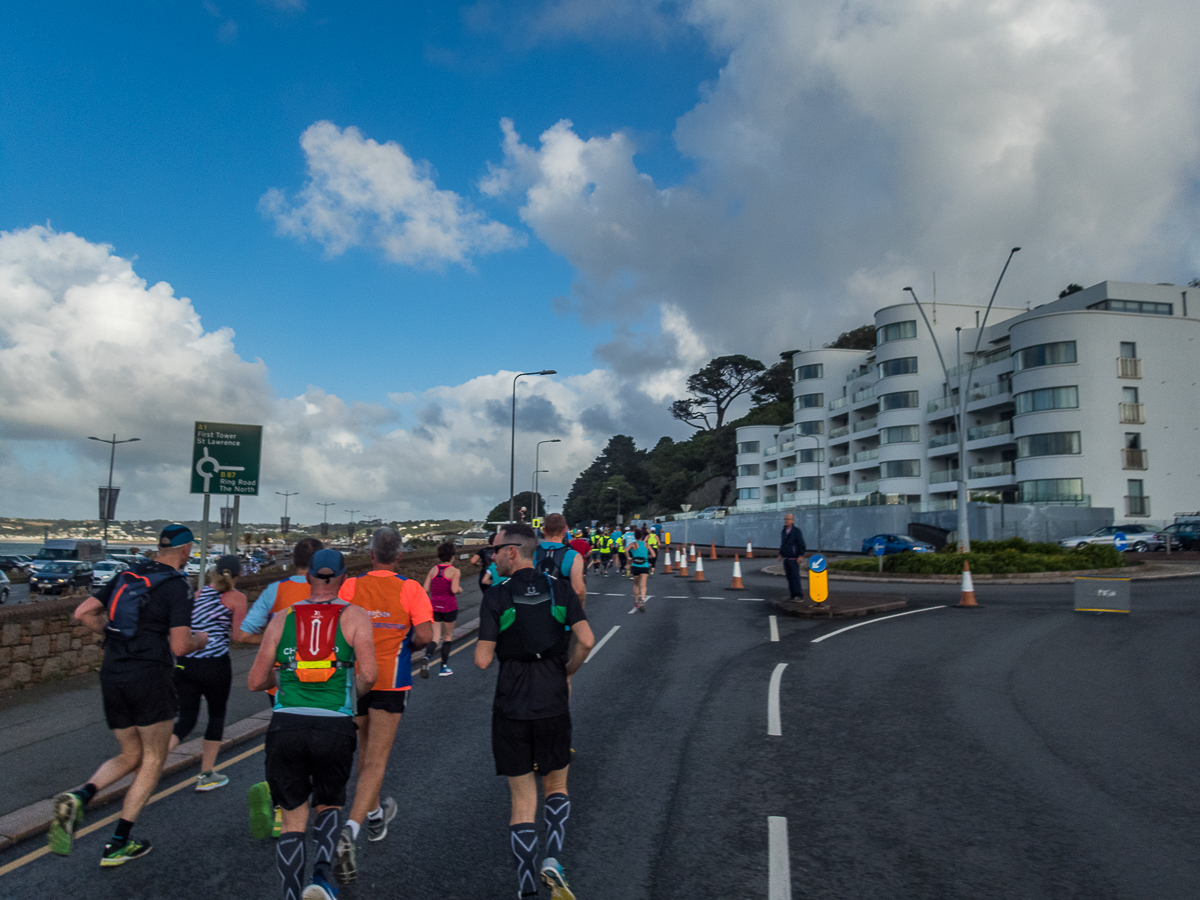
[768, 816, 792, 900]
[809, 606, 946, 644]
[769, 615, 780, 642]
[627, 595, 653, 614]
[768, 663, 787, 736]
[603, 593, 626, 597]
[585, 626, 620, 663]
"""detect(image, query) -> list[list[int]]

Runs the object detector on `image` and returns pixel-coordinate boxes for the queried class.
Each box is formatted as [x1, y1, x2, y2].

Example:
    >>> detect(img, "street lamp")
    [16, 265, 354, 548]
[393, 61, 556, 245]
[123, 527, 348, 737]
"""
[87, 434, 140, 544]
[509, 370, 556, 522]
[607, 484, 621, 524]
[905, 246, 1020, 553]
[532, 470, 549, 516]
[276, 490, 298, 536]
[534, 439, 561, 520]
[317, 501, 335, 537]
[796, 432, 822, 552]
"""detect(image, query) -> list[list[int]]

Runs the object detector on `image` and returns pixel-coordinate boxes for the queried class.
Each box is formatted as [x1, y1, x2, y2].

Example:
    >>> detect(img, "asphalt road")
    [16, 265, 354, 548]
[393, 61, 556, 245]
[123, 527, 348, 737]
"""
[2, 560, 1197, 899]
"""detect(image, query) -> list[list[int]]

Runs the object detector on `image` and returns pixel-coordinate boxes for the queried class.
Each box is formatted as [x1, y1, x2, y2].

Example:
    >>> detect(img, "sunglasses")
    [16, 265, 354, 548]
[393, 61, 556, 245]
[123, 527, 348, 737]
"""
[491, 542, 522, 551]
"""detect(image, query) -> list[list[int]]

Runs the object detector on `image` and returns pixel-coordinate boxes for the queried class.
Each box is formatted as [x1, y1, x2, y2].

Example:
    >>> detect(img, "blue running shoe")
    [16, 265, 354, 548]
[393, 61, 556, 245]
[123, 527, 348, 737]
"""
[302, 869, 338, 900]
[540, 857, 575, 900]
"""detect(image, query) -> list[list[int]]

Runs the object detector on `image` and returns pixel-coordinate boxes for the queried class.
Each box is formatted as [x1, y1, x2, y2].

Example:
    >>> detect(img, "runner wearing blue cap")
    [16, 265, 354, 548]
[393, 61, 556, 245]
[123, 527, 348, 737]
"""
[49, 524, 208, 866]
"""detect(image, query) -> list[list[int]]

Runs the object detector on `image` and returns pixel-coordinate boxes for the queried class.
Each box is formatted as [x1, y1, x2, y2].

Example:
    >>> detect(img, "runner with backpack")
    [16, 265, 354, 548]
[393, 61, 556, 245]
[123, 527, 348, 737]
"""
[532, 514, 587, 608]
[49, 524, 207, 866]
[475, 524, 595, 900]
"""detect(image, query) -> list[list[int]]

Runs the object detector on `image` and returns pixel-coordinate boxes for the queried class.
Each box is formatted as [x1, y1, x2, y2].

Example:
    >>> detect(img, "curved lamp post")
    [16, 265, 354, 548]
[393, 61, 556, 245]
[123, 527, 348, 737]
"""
[509, 370, 556, 522]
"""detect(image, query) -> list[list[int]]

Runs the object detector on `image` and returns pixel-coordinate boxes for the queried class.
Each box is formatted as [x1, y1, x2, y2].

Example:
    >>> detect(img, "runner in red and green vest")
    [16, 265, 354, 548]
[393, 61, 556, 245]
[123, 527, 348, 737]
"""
[247, 550, 377, 900]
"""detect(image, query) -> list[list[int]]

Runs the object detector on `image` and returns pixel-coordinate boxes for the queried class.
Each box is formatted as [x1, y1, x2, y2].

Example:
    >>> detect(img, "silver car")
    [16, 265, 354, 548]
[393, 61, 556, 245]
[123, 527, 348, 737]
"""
[91, 560, 128, 586]
[1059, 525, 1159, 552]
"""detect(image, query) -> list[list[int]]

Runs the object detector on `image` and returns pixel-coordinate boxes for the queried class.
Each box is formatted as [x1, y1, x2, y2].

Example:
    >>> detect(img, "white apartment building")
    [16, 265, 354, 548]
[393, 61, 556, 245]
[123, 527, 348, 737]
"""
[735, 281, 1199, 524]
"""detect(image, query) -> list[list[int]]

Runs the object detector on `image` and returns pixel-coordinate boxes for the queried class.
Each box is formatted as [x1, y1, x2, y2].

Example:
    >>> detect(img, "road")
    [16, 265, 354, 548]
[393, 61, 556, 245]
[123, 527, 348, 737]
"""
[1, 559, 1197, 899]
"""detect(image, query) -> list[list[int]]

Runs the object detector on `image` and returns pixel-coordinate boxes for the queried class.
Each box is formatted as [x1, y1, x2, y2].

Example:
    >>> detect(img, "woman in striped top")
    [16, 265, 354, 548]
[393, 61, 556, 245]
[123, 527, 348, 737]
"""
[168, 554, 248, 792]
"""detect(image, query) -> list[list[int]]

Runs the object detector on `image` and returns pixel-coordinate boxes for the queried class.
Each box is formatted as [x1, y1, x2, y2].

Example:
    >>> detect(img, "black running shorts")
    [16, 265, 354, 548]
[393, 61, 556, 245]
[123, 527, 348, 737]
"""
[101, 668, 179, 730]
[265, 717, 357, 810]
[355, 689, 408, 717]
[631, 564, 651, 575]
[492, 711, 572, 777]
[432, 609, 458, 623]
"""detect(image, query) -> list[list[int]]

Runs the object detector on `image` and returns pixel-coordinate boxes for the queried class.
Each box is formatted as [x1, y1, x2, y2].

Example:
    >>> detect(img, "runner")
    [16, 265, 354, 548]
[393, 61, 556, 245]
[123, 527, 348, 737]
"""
[168, 554, 247, 792]
[49, 524, 206, 866]
[627, 528, 652, 611]
[589, 529, 603, 576]
[420, 542, 462, 678]
[472, 532, 499, 593]
[475, 524, 595, 900]
[534, 514, 587, 607]
[611, 528, 626, 576]
[598, 529, 614, 577]
[332, 527, 433, 884]
[247, 549, 377, 900]
[646, 528, 660, 575]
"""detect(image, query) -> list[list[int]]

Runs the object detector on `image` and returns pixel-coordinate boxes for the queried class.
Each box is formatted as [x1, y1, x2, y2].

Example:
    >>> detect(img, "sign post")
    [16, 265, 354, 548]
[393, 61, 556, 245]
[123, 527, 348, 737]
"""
[873, 535, 887, 572]
[191, 422, 262, 589]
[808, 553, 829, 603]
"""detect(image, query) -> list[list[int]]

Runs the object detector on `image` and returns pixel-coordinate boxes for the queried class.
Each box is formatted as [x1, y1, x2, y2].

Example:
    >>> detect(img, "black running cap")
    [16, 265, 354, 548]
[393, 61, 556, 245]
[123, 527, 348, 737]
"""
[159, 524, 194, 548]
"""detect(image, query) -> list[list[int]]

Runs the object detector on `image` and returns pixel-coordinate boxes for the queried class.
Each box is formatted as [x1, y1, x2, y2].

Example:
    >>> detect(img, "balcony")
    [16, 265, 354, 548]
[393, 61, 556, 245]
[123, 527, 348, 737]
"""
[830, 455, 850, 468]
[830, 484, 853, 496]
[930, 469, 960, 485]
[764, 470, 778, 480]
[845, 365, 873, 382]
[764, 445, 778, 457]
[829, 425, 850, 439]
[968, 380, 1008, 403]
[829, 396, 850, 411]
[1119, 402, 1145, 424]
[927, 394, 958, 413]
[852, 417, 878, 433]
[855, 480, 880, 493]
[1117, 357, 1143, 379]
[968, 420, 1012, 441]
[947, 346, 1011, 377]
[779, 441, 795, 453]
[968, 461, 1014, 479]
[1125, 495, 1151, 517]
[852, 385, 876, 404]
[853, 448, 880, 463]
[1122, 449, 1148, 470]
[929, 431, 958, 449]
[780, 466, 797, 478]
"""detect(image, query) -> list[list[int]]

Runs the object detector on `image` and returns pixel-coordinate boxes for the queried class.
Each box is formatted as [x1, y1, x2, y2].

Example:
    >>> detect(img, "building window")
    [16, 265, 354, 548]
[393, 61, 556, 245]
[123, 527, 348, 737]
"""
[737, 465, 760, 476]
[1126, 479, 1149, 516]
[1019, 478, 1085, 503]
[1124, 433, 1141, 450]
[737, 488, 760, 500]
[1014, 386, 1079, 415]
[878, 356, 918, 378]
[881, 459, 921, 478]
[1122, 386, 1139, 404]
[795, 393, 824, 409]
[876, 320, 917, 345]
[880, 424, 920, 444]
[1119, 342, 1137, 359]
[794, 363, 824, 381]
[1088, 299, 1173, 315]
[797, 448, 824, 463]
[737, 441, 761, 454]
[797, 476, 824, 492]
[796, 420, 824, 436]
[1014, 341, 1077, 372]
[879, 390, 919, 410]
[1016, 432, 1082, 458]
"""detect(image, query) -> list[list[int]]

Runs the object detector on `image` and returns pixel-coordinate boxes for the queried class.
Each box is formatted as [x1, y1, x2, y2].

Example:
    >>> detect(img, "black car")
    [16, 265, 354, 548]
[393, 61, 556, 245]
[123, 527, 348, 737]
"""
[0, 570, 9, 603]
[29, 561, 92, 594]
[0, 555, 28, 572]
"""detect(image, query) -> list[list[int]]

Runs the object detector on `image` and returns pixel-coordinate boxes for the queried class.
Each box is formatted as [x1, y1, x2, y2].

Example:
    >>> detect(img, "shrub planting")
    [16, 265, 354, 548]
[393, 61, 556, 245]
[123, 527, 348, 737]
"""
[831, 537, 1126, 575]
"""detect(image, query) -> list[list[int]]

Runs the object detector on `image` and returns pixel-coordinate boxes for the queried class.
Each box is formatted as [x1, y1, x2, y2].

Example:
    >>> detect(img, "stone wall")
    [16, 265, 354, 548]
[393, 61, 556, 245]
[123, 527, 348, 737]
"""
[0, 594, 102, 692]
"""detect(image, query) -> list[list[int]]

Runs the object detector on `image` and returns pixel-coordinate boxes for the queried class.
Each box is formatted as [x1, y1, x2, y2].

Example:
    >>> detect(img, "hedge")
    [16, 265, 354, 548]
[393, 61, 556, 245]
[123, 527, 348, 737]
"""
[830, 538, 1126, 575]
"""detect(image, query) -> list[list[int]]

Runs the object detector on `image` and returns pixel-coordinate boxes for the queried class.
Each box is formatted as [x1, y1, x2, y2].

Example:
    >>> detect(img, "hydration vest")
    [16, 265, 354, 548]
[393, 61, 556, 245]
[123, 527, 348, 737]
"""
[104, 566, 185, 640]
[495, 574, 570, 662]
[280, 603, 354, 683]
[533, 542, 576, 579]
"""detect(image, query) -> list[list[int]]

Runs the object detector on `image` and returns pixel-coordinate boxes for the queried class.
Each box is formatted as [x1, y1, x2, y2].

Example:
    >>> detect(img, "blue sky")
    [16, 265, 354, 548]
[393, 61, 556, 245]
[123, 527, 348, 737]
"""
[2, 0, 1197, 522]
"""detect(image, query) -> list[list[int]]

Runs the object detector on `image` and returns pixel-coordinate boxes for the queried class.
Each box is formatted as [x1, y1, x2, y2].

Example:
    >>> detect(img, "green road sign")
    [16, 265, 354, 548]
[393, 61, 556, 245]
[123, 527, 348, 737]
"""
[191, 421, 263, 495]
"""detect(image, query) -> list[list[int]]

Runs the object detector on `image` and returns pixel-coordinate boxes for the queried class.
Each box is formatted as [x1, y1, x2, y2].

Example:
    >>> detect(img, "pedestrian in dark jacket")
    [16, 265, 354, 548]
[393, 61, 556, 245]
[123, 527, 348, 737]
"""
[778, 514, 807, 600]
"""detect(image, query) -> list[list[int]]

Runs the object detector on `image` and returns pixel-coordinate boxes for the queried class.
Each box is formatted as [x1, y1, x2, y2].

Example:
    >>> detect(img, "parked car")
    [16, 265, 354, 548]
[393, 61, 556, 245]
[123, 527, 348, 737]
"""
[0, 555, 28, 572]
[861, 534, 935, 555]
[1058, 525, 1158, 552]
[0, 569, 10, 603]
[696, 506, 729, 519]
[91, 559, 128, 586]
[29, 561, 93, 594]
[1155, 521, 1200, 551]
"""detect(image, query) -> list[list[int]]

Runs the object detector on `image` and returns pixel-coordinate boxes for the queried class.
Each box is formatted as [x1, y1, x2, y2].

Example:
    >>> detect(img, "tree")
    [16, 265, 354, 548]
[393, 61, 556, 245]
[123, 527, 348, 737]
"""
[1058, 283, 1083, 298]
[824, 325, 875, 350]
[1188, 278, 1200, 288]
[485, 491, 545, 524]
[751, 351, 797, 407]
[669, 354, 766, 431]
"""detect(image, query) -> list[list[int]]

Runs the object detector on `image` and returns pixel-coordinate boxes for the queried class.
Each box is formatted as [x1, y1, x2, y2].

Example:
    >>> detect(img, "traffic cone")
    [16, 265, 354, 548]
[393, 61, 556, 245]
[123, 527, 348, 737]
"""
[710, 540, 717, 560]
[957, 560, 980, 608]
[688, 543, 696, 563]
[694, 555, 706, 581]
[663, 549, 673, 573]
[728, 554, 745, 590]
[676, 549, 689, 577]
[746, 540, 753, 558]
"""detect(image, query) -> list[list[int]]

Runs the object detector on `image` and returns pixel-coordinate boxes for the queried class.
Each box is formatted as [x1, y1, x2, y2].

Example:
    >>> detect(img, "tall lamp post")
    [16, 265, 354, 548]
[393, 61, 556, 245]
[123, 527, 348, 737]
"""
[905, 246, 1020, 553]
[796, 432, 822, 552]
[534, 438, 561, 520]
[317, 501, 335, 537]
[607, 485, 621, 524]
[508, 370, 557, 522]
[87, 434, 140, 545]
[276, 490, 298, 536]
[532, 470, 549, 517]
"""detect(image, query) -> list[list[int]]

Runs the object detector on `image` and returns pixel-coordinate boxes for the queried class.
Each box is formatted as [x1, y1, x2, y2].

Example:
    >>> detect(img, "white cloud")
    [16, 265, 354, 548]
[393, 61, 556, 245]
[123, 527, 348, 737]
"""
[261, 121, 525, 269]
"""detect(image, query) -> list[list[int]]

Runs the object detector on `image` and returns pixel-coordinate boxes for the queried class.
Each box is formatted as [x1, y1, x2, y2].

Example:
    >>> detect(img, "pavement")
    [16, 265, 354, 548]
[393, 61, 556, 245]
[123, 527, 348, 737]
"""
[1, 559, 1197, 899]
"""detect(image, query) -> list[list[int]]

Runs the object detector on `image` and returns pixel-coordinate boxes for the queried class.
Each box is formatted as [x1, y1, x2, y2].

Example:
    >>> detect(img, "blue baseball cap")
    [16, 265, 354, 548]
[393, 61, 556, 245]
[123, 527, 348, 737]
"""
[159, 524, 195, 547]
[310, 549, 346, 579]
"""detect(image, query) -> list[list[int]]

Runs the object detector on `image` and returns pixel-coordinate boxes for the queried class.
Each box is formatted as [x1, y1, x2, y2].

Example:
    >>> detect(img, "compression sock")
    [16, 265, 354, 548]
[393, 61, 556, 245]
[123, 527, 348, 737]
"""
[425, 641, 439, 660]
[111, 818, 133, 847]
[312, 808, 339, 878]
[440, 638, 452, 666]
[543, 793, 571, 858]
[510, 823, 540, 897]
[276, 832, 305, 900]
[76, 783, 98, 807]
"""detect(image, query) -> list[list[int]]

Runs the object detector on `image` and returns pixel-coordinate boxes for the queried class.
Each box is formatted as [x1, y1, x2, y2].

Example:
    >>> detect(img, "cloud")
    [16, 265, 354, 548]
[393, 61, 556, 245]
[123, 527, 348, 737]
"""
[261, 121, 525, 269]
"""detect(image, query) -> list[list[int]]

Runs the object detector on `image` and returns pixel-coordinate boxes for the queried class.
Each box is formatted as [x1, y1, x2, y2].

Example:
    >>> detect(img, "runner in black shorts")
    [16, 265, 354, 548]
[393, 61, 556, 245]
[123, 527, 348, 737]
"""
[49, 524, 207, 866]
[476, 524, 594, 900]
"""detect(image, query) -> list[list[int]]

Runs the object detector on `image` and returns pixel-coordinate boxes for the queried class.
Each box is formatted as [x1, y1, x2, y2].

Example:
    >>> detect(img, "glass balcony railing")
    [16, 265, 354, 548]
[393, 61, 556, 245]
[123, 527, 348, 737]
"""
[764, 446, 778, 457]
[829, 396, 850, 411]
[929, 469, 960, 484]
[927, 380, 1010, 413]
[855, 480, 880, 493]
[927, 394, 958, 413]
[928, 432, 958, 448]
[852, 417, 878, 433]
[968, 420, 1012, 441]
[780, 466, 797, 478]
[852, 385, 876, 404]
[764, 470, 778, 480]
[830, 484, 853, 496]
[853, 448, 879, 463]
[829, 425, 850, 439]
[779, 441, 795, 453]
[947, 346, 1011, 377]
[830, 455, 850, 468]
[968, 461, 1014, 479]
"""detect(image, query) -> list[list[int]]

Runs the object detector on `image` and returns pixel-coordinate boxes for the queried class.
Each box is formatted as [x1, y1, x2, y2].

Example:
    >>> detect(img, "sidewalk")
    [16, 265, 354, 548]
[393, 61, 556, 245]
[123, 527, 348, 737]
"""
[761, 559, 1200, 584]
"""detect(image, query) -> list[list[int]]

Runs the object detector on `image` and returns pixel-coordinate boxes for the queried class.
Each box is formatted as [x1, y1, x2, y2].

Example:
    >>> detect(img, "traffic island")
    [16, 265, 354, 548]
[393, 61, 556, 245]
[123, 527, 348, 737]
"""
[770, 594, 908, 619]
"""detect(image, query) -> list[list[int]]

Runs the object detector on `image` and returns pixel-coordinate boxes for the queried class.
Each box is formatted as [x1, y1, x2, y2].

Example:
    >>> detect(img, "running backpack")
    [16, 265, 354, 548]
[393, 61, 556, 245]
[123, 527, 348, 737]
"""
[283, 603, 354, 683]
[104, 568, 186, 640]
[533, 543, 575, 580]
[495, 575, 570, 662]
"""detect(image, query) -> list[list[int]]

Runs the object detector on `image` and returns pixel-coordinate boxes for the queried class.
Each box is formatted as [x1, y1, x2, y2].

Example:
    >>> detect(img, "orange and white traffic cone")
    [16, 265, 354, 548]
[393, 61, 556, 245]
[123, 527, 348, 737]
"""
[694, 555, 706, 581]
[688, 543, 696, 564]
[663, 549, 673, 573]
[746, 540, 753, 558]
[729, 554, 745, 590]
[957, 560, 980, 608]
[710, 540, 717, 560]
[676, 549, 689, 577]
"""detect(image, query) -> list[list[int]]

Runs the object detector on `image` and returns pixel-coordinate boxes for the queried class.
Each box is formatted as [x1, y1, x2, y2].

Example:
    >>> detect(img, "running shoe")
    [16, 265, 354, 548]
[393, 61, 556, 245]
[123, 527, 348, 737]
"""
[540, 857, 576, 900]
[365, 796, 398, 842]
[333, 824, 357, 883]
[439, 665, 454, 677]
[419, 653, 430, 679]
[48, 791, 84, 856]
[195, 771, 230, 792]
[248, 781, 274, 839]
[100, 837, 152, 867]
[302, 869, 339, 900]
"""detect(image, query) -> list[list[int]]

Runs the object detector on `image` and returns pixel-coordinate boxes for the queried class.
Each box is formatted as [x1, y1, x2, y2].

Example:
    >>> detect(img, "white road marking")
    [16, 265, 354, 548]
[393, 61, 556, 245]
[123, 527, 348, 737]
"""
[604, 593, 626, 596]
[768, 663, 787, 736]
[769, 615, 780, 642]
[585, 626, 620, 663]
[666, 595, 688, 599]
[700, 596, 724, 600]
[768, 816, 792, 900]
[627, 595, 653, 614]
[810, 605, 947, 644]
